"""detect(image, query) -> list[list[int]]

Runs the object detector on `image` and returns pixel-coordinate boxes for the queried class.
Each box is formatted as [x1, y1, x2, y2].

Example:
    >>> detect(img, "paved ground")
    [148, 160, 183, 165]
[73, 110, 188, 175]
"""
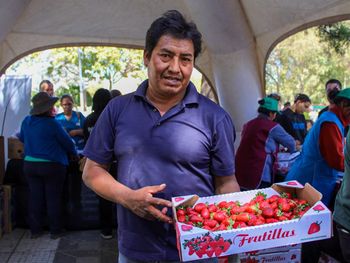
[0, 228, 118, 263]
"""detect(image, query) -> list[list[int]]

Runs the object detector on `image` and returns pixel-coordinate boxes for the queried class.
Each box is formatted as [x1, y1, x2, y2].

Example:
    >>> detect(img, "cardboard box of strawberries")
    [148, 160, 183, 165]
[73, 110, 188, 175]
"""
[171, 181, 332, 262]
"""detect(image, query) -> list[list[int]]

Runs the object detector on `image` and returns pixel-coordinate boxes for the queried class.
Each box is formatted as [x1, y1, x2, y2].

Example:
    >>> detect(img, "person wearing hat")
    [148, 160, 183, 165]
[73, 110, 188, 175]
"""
[18, 92, 78, 239]
[235, 97, 296, 190]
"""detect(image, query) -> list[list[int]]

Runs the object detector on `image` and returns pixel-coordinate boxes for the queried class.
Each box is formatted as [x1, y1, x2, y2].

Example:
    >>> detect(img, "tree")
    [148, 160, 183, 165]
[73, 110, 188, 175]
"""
[47, 46, 146, 91]
[317, 21, 350, 55]
[266, 27, 349, 105]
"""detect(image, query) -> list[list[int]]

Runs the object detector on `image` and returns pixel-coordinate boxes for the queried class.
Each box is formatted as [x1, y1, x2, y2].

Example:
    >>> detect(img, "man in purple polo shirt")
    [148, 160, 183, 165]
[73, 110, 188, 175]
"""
[83, 10, 240, 262]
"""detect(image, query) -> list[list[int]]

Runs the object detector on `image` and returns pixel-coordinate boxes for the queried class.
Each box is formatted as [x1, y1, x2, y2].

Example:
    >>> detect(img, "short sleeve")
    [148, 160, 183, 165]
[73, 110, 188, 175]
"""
[210, 113, 236, 176]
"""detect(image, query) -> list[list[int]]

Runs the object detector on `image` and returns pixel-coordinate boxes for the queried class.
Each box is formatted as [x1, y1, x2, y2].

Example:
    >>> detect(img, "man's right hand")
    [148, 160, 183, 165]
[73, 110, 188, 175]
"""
[122, 184, 173, 224]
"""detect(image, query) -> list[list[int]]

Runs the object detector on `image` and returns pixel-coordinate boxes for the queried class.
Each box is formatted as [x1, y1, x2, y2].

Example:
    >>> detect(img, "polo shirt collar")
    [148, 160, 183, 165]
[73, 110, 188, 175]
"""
[134, 80, 199, 106]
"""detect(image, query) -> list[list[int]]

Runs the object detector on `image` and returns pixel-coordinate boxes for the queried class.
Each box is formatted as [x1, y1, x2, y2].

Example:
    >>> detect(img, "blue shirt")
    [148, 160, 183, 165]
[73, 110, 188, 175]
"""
[83, 80, 236, 261]
[286, 111, 344, 206]
[19, 115, 77, 166]
[55, 111, 86, 150]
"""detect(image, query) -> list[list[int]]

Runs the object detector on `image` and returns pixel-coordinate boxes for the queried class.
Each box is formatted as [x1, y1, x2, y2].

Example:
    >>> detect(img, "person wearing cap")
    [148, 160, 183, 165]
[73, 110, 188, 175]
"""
[286, 88, 350, 207]
[276, 93, 311, 146]
[18, 92, 78, 239]
[318, 79, 342, 117]
[235, 97, 296, 190]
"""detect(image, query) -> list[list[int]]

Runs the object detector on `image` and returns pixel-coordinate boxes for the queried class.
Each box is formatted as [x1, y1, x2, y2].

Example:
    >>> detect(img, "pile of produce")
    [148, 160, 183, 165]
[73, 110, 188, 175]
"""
[176, 192, 311, 231]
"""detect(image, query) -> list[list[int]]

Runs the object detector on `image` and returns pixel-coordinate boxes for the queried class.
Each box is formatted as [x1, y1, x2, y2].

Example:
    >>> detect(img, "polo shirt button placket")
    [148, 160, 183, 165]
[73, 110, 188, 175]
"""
[153, 108, 157, 112]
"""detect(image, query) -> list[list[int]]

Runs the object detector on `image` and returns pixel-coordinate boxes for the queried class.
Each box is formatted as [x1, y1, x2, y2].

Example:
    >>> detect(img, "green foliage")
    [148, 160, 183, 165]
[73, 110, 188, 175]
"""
[317, 22, 350, 55]
[266, 27, 349, 105]
[46, 46, 146, 90]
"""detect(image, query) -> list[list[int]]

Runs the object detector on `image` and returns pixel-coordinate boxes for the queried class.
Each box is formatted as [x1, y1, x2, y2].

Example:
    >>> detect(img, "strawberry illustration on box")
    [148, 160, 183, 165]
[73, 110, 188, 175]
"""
[172, 181, 332, 262]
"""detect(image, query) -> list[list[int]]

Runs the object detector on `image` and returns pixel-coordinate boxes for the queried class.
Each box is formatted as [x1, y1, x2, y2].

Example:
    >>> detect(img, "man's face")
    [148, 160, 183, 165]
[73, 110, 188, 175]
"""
[295, 101, 311, 114]
[143, 34, 194, 99]
[40, 83, 54, 96]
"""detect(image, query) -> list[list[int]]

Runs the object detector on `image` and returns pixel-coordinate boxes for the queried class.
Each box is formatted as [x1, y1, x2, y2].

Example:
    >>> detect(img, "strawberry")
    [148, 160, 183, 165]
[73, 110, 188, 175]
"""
[266, 218, 279, 224]
[215, 247, 223, 257]
[218, 201, 228, 209]
[208, 204, 218, 213]
[233, 221, 247, 228]
[308, 221, 321, 234]
[194, 203, 207, 213]
[262, 207, 274, 218]
[206, 248, 215, 257]
[254, 192, 267, 202]
[213, 211, 227, 222]
[177, 215, 186, 222]
[236, 212, 250, 222]
[201, 208, 210, 219]
[267, 195, 280, 203]
[190, 215, 203, 224]
[222, 240, 231, 252]
[204, 219, 218, 228]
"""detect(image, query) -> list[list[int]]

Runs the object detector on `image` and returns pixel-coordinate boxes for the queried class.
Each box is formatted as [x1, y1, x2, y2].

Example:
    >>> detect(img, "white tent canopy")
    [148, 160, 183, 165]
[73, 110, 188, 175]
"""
[1, 0, 350, 131]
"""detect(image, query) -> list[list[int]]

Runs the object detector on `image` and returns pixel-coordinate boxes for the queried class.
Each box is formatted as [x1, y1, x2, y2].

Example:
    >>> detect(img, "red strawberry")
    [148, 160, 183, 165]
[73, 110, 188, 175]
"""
[190, 215, 203, 224]
[204, 219, 218, 228]
[262, 207, 274, 218]
[213, 211, 227, 222]
[177, 215, 186, 222]
[194, 203, 207, 213]
[208, 204, 218, 213]
[308, 221, 321, 234]
[236, 212, 250, 222]
[176, 208, 186, 216]
[201, 208, 210, 219]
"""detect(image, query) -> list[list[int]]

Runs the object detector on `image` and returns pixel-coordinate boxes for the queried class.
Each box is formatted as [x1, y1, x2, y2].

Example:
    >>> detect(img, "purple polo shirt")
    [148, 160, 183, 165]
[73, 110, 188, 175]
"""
[83, 80, 236, 261]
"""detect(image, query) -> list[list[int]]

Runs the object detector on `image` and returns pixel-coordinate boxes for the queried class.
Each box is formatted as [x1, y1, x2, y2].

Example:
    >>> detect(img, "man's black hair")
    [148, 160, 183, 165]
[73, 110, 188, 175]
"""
[257, 107, 277, 116]
[145, 10, 202, 60]
[294, 93, 311, 103]
[325, 79, 342, 89]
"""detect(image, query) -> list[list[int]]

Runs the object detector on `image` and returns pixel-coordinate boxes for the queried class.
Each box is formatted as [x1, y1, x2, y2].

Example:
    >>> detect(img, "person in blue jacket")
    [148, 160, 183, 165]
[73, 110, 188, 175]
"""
[286, 88, 350, 207]
[19, 92, 78, 239]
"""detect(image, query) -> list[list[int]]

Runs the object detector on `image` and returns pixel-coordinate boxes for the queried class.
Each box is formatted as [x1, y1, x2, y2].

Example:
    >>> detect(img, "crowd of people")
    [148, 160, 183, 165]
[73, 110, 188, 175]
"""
[17, 79, 122, 241]
[14, 9, 350, 263]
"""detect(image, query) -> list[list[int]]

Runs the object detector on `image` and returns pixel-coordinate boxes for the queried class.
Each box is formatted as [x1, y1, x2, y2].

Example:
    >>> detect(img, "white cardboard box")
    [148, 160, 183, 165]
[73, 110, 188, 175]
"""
[171, 181, 332, 262]
[239, 248, 301, 263]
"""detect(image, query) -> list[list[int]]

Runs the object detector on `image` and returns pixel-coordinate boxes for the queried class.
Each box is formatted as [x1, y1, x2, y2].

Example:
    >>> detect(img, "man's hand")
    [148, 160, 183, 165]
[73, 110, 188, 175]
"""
[123, 183, 173, 224]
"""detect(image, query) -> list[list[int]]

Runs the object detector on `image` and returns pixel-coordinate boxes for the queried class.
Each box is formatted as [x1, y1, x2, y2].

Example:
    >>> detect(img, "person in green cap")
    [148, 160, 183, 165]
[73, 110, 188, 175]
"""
[235, 97, 296, 190]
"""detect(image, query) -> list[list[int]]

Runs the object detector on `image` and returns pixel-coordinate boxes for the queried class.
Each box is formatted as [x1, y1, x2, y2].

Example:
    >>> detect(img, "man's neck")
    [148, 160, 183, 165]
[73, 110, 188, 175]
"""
[146, 90, 186, 116]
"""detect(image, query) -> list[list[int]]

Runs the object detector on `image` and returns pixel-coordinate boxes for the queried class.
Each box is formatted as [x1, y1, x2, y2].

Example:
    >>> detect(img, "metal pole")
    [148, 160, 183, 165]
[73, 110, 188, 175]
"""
[77, 48, 86, 111]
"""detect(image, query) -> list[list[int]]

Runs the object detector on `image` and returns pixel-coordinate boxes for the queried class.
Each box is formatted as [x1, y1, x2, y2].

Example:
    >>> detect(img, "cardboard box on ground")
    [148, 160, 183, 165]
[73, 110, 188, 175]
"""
[7, 138, 24, 160]
[172, 181, 331, 262]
